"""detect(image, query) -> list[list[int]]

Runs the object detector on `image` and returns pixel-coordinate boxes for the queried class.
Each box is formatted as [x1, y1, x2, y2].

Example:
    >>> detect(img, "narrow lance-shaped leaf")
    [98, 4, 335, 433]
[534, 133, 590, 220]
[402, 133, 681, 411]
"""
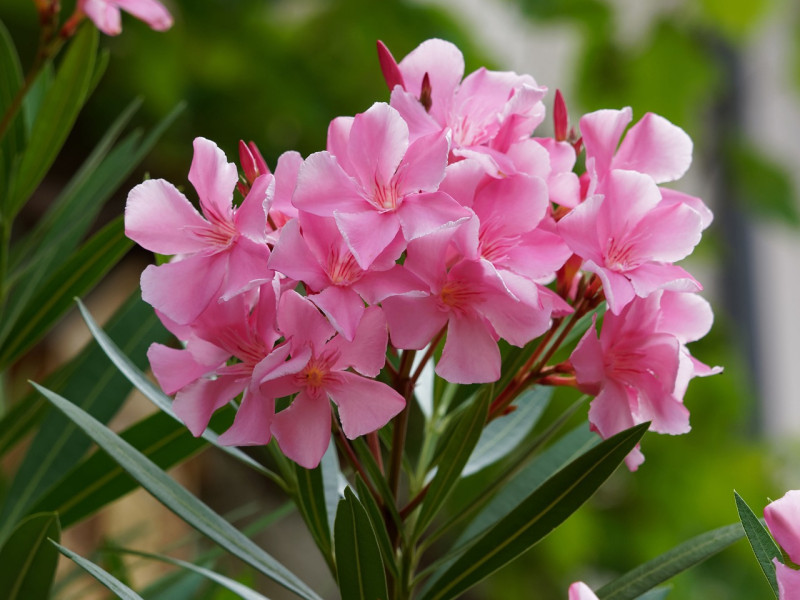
[0, 215, 132, 368]
[354, 475, 399, 579]
[32, 382, 322, 600]
[5, 25, 98, 218]
[0, 292, 167, 544]
[0, 512, 60, 600]
[734, 491, 780, 597]
[420, 422, 649, 600]
[596, 523, 745, 600]
[293, 441, 337, 572]
[414, 390, 491, 539]
[0, 19, 24, 193]
[75, 298, 283, 485]
[52, 541, 143, 600]
[334, 487, 389, 600]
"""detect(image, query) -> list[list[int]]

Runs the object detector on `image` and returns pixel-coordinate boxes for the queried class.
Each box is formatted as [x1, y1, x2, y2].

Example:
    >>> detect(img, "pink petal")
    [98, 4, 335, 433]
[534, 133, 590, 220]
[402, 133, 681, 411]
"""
[335, 209, 400, 269]
[277, 290, 335, 353]
[219, 236, 272, 301]
[310, 285, 365, 342]
[147, 343, 220, 395]
[389, 87, 441, 141]
[270, 151, 302, 225]
[114, 0, 173, 30]
[140, 253, 227, 324]
[568, 582, 599, 600]
[587, 380, 637, 440]
[348, 103, 409, 189]
[272, 389, 331, 468]
[628, 202, 703, 264]
[217, 385, 275, 446]
[352, 264, 427, 305]
[395, 129, 450, 195]
[627, 262, 700, 298]
[471, 174, 548, 238]
[125, 179, 209, 254]
[396, 192, 471, 241]
[506, 228, 571, 281]
[326, 372, 404, 438]
[570, 319, 604, 394]
[173, 372, 248, 437]
[557, 195, 605, 266]
[614, 112, 693, 183]
[660, 187, 713, 230]
[292, 151, 365, 215]
[235, 173, 271, 242]
[599, 169, 662, 242]
[579, 108, 632, 177]
[480, 271, 552, 345]
[188, 137, 238, 224]
[81, 0, 121, 35]
[328, 306, 388, 376]
[267, 219, 328, 292]
[584, 262, 634, 315]
[765, 491, 800, 565]
[397, 39, 465, 124]
[382, 295, 447, 350]
[326, 116, 355, 172]
[436, 314, 500, 384]
[656, 291, 714, 343]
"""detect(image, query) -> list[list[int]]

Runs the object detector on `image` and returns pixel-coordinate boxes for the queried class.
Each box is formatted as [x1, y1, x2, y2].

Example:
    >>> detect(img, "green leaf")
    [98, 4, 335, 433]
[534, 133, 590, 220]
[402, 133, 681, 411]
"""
[0, 293, 167, 543]
[111, 547, 270, 600]
[414, 390, 490, 539]
[0, 19, 24, 193]
[734, 491, 781, 596]
[420, 422, 648, 600]
[462, 386, 550, 477]
[0, 512, 60, 600]
[728, 141, 800, 227]
[354, 475, 399, 579]
[5, 25, 98, 219]
[33, 382, 322, 600]
[0, 394, 47, 458]
[0, 215, 132, 368]
[635, 588, 671, 600]
[351, 437, 402, 529]
[31, 410, 205, 528]
[76, 299, 282, 485]
[334, 487, 389, 600]
[53, 541, 143, 600]
[293, 441, 337, 569]
[596, 523, 745, 600]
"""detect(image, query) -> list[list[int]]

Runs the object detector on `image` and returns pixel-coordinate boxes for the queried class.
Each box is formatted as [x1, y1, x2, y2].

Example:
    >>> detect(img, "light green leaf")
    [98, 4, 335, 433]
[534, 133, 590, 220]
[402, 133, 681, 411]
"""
[734, 491, 780, 596]
[112, 547, 270, 600]
[462, 386, 550, 477]
[6, 25, 98, 219]
[420, 422, 648, 600]
[76, 299, 282, 486]
[0, 216, 132, 368]
[596, 523, 745, 600]
[0, 293, 166, 544]
[414, 390, 490, 539]
[53, 541, 143, 600]
[334, 487, 389, 600]
[0, 512, 60, 600]
[33, 382, 321, 600]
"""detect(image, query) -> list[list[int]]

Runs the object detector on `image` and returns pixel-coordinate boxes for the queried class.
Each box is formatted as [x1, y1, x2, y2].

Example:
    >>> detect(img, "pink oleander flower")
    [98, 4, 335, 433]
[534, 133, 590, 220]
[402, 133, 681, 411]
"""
[292, 102, 470, 269]
[568, 582, 599, 600]
[147, 281, 298, 446]
[263, 291, 405, 468]
[79, 0, 173, 36]
[382, 228, 556, 384]
[775, 560, 800, 599]
[268, 213, 422, 341]
[580, 107, 713, 228]
[126, 137, 273, 324]
[570, 290, 720, 470]
[558, 168, 703, 314]
[379, 38, 547, 176]
[766, 491, 800, 600]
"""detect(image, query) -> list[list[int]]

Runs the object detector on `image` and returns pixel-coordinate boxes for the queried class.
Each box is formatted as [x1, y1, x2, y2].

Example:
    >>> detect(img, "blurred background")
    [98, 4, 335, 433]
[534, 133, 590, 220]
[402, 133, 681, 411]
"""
[2, 0, 800, 598]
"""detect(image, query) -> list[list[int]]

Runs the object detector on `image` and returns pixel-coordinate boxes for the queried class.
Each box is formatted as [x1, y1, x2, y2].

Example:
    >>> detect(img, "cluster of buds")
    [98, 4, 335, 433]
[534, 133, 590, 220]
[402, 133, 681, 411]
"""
[125, 38, 719, 470]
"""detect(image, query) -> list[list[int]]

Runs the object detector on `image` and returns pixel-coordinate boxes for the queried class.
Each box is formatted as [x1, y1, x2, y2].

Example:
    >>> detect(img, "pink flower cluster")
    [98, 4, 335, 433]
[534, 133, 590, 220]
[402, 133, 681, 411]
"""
[125, 38, 718, 468]
[765, 490, 800, 598]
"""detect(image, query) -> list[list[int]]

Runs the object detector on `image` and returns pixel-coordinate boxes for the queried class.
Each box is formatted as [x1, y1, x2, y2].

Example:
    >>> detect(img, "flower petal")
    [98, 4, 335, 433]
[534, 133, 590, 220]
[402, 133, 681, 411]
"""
[271, 389, 331, 469]
[326, 372, 405, 438]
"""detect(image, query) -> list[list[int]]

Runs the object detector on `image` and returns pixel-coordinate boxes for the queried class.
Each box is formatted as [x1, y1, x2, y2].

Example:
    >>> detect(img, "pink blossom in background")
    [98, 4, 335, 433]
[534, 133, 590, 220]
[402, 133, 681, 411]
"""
[568, 581, 599, 600]
[79, 0, 172, 36]
[264, 292, 405, 468]
[126, 137, 273, 324]
[765, 490, 800, 565]
[558, 169, 703, 314]
[293, 102, 470, 269]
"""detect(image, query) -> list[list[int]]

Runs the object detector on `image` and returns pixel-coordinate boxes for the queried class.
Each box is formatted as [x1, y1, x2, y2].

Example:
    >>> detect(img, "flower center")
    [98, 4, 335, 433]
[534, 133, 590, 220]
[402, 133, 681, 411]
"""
[326, 246, 364, 286]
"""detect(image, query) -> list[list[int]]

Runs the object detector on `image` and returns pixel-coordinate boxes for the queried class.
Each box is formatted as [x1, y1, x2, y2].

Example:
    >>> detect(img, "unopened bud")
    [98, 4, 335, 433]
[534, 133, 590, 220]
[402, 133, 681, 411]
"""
[377, 40, 406, 92]
[420, 72, 432, 112]
[248, 141, 269, 178]
[238, 140, 260, 184]
[554, 89, 568, 141]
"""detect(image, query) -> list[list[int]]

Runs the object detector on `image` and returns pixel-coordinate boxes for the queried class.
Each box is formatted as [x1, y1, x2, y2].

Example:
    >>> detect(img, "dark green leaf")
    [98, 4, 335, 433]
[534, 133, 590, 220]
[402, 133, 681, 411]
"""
[414, 390, 490, 538]
[354, 475, 398, 579]
[293, 443, 335, 568]
[76, 299, 282, 485]
[734, 491, 780, 596]
[33, 382, 322, 600]
[31, 410, 205, 528]
[462, 386, 550, 477]
[0, 512, 60, 600]
[334, 487, 389, 600]
[0, 216, 132, 368]
[0, 19, 24, 193]
[0, 293, 167, 543]
[351, 437, 402, 529]
[0, 394, 47, 458]
[5, 25, 98, 218]
[729, 141, 800, 227]
[53, 541, 143, 600]
[596, 523, 745, 600]
[420, 423, 648, 600]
